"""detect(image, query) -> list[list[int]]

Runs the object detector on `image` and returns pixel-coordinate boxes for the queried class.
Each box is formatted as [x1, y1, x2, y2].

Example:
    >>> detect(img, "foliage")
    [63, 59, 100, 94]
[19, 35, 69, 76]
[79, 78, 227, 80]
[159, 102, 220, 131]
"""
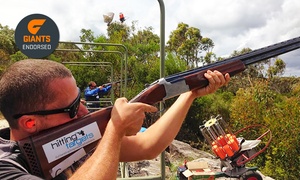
[266, 58, 286, 78]
[165, 53, 186, 76]
[107, 22, 130, 42]
[10, 51, 28, 62]
[167, 22, 213, 68]
[229, 80, 300, 179]
[52, 43, 85, 62]
[268, 76, 300, 95]
[0, 24, 17, 56]
[0, 24, 18, 74]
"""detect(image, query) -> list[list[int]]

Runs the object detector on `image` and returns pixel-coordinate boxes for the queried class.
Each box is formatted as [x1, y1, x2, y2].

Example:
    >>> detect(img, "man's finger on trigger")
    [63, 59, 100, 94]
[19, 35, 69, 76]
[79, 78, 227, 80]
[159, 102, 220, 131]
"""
[137, 103, 158, 113]
[143, 104, 158, 113]
[131, 102, 158, 113]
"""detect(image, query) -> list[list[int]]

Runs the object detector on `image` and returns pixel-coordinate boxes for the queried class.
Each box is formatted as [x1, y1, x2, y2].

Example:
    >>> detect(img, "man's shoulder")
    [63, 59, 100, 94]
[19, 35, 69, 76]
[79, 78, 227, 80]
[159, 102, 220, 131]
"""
[0, 128, 19, 160]
[0, 128, 22, 164]
[0, 156, 44, 180]
[0, 135, 30, 175]
[0, 127, 13, 155]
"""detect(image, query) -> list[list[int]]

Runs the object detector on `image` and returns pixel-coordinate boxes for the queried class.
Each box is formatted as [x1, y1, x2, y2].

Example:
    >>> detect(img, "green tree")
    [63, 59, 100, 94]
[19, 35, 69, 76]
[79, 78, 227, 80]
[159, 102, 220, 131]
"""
[203, 51, 217, 64]
[229, 80, 300, 179]
[124, 24, 160, 99]
[51, 42, 85, 62]
[129, 26, 160, 63]
[10, 51, 28, 62]
[266, 57, 286, 78]
[167, 22, 211, 68]
[80, 28, 95, 43]
[107, 22, 130, 42]
[0, 24, 18, 73]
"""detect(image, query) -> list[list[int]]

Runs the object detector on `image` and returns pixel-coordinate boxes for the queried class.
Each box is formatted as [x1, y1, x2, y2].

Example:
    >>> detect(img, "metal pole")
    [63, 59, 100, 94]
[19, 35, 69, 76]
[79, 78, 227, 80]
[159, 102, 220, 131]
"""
[157, 0, 165, 180]
[122, 1, 166, 179]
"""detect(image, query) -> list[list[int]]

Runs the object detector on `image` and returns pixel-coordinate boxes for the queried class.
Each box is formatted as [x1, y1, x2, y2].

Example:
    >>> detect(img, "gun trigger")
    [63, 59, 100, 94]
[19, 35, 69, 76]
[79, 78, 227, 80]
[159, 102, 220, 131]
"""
[157, 101, 166, 113]
[163, 101, 167, 112]
[147, 101, 166, 116]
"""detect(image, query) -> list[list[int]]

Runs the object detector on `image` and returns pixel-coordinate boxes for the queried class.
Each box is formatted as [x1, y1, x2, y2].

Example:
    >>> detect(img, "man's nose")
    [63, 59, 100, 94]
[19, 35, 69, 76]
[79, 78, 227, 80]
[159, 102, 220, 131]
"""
[77, 104, 89, 117]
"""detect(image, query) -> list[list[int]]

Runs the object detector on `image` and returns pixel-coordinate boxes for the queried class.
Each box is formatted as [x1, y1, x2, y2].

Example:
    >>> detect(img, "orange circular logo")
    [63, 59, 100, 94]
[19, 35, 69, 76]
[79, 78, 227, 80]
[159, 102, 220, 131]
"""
[15, 14, 59, 59]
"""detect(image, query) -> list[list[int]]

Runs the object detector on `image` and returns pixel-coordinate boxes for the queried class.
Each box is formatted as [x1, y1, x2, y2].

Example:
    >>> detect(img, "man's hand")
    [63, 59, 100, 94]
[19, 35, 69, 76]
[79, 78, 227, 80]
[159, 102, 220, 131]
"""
[98, 85, 104, 90]
[191, 70, 230, 98]
[111, 98, 157, 136]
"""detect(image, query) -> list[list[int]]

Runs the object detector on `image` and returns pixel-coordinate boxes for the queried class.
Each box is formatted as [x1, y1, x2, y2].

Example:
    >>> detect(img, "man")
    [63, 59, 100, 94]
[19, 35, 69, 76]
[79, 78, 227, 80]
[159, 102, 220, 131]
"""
[84, 81, 112, 109]
[0, 59, 230, 179]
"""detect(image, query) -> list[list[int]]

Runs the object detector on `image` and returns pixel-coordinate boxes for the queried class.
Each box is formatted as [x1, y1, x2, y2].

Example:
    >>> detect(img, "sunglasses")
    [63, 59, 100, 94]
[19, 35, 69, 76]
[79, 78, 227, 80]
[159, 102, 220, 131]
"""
[13, 88, 81, 119]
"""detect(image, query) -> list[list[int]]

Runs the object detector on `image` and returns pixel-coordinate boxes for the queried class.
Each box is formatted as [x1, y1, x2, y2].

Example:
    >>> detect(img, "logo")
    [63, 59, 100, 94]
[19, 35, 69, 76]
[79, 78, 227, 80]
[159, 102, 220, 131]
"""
[15, 13, 59, 59]
[50, 130, 94, 149]
[27, 19, 46, 35]
[42, 122, 102, 163]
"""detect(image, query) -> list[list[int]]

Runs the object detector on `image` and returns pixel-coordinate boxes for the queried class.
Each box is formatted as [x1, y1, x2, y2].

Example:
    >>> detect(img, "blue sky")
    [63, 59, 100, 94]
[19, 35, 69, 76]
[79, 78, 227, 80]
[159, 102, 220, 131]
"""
[1, 0, 300, 76]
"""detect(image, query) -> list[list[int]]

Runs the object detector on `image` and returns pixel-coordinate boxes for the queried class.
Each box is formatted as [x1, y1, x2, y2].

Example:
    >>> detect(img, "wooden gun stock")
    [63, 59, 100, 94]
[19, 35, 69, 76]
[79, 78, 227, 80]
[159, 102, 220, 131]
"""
[18, 108, 112, 179]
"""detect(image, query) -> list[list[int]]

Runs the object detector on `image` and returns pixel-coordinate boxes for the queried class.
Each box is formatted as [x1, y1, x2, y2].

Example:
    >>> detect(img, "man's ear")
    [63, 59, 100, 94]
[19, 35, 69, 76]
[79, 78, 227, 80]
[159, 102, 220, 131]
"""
[18, 116, 37, 133]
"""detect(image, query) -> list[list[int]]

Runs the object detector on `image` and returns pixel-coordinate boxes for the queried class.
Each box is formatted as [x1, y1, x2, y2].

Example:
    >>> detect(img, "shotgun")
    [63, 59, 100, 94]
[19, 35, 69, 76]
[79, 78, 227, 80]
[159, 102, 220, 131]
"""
[102, 78, 132, 87]
[18, 36, 300, 179]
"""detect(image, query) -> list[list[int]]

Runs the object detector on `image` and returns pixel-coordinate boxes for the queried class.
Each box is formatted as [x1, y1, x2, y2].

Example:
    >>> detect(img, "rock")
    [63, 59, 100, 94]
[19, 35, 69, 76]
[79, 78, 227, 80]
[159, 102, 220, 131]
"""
[121, 140, 216, 178]
[167, 139, 215, 160]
